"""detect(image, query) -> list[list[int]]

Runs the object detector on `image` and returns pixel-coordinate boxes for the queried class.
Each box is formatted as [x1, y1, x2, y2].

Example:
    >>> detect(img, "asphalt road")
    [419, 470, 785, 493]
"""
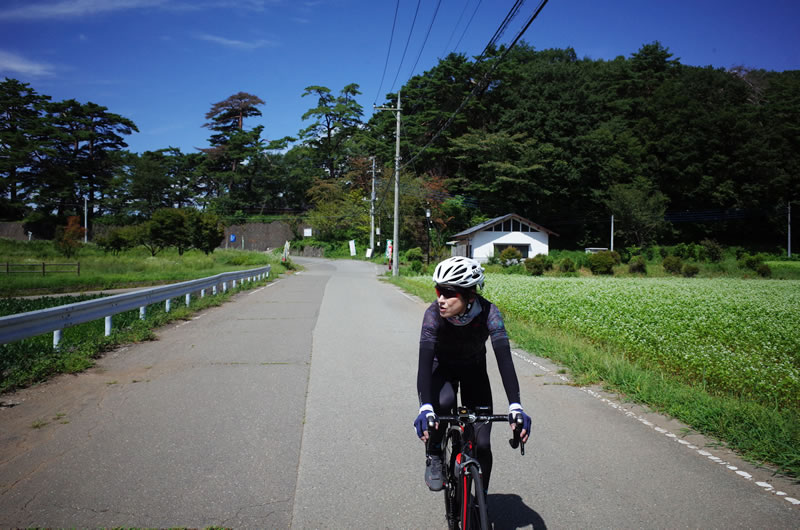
[0, 257, 798, 528]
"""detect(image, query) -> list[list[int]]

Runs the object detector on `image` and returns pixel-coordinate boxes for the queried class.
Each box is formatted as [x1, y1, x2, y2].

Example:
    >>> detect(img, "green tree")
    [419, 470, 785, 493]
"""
[35, 99, 137, 219]
[604, 177, 669, 247]
[188, 210, 225, 255]
[0, 78, 51, 219]
[299, 84, 363, 179]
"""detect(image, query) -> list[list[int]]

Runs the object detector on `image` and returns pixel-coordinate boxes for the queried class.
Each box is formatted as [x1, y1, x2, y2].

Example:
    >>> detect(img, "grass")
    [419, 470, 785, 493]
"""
[0, 239, 293, 393]
[0, 280, 269, 393]
[388, 274, 800, 478]
[0, 238, 285, 296]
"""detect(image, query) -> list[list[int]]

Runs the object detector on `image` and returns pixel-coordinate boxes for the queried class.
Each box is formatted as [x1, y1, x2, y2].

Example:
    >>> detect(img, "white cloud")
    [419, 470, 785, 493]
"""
[0, 0, 166, 20]
[0, 50, 55, 76]
[0, 0, 280, 20]
[196, 33, 277, 50]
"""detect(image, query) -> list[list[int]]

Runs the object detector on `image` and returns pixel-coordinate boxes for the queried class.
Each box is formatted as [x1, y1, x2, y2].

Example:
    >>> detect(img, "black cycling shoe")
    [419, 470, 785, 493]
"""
[425, 454, 444, 491]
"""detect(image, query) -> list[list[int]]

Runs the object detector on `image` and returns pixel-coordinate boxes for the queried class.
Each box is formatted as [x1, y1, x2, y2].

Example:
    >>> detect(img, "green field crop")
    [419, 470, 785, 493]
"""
[405, 275, 800, 408]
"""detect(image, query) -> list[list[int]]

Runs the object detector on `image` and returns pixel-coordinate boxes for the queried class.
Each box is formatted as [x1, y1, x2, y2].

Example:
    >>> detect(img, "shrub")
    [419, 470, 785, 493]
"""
[682, 264, 700, 278]
[486, 255, 500, 266]
[409, 260, 423, 273]
[757, 263, 772, 278]
[498, 246, 523, 266]
[663, 255, 683, 275]
[699, 239, 724, 263]
[405, 247, 423, 263]
[95, 227, 135, 255]
[559, 257, 576, 273]
[738, 253, 763, 271]
[628, 256, 647, 274]
[53, 216, 85, 258]
[588, 251, 616, 275]
[622, 246, 641, 263]
[524, 255, 547, 276]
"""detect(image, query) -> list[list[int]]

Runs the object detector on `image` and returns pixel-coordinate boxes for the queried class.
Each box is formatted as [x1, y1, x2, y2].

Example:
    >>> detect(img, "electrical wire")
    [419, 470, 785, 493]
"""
[477, 0, 525, 62]
[389, 0, 423, 95]
[440, 0, 472, 58]
[405, 0, 443, 82]
[400, 0, 550, 172]
[374, 0, 401, 106]
[453, 0, 483, 54]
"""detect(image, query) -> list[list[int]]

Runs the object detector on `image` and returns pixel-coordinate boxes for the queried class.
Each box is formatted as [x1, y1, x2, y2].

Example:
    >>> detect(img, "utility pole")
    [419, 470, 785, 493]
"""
[374, 90, 401, 276]
[370, 156, 376, 253]
[610, 214, 614, 252]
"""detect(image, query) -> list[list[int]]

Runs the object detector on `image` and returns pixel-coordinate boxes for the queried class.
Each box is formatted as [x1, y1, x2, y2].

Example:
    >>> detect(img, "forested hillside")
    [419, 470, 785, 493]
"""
[2, 41, 798, 251]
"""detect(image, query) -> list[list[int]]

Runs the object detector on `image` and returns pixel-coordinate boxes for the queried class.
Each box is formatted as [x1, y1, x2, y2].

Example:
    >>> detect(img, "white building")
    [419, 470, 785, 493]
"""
[449, 213, 558, 263]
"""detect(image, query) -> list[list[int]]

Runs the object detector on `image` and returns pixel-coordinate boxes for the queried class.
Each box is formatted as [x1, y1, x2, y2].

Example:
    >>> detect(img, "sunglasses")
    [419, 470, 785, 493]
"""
[435, 286, 461, 299]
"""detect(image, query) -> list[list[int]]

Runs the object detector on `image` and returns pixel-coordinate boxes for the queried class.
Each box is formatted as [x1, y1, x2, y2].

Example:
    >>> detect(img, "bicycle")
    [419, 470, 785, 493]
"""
[428, 405, 526, 529]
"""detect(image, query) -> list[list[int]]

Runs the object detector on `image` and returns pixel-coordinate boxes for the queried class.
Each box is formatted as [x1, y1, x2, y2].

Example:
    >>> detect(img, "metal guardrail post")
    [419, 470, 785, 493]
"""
[105, 316, 112, 336]
[165, 299, 171, 313]
[53, 329, 61, 347]
[185, 293, 191, 307]
[140, 306, 146, 320]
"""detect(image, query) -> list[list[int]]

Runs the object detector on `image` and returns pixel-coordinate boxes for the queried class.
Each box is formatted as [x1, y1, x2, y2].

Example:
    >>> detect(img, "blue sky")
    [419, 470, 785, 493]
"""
[2, 0, 798, 155]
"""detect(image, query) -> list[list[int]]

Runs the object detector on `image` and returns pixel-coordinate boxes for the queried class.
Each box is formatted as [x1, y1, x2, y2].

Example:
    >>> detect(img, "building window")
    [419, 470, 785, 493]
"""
[494, 243, 530, 259]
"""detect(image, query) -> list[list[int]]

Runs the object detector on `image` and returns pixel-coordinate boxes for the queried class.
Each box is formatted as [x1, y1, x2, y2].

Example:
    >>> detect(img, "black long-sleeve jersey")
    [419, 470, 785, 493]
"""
[417, 295, 521, 407]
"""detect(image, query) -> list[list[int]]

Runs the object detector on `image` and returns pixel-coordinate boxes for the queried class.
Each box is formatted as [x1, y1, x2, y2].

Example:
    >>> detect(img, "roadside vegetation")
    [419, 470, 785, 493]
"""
[0, 238, 287, 296]
[0, 239, 292, 393]
[388, 255, 800, 479]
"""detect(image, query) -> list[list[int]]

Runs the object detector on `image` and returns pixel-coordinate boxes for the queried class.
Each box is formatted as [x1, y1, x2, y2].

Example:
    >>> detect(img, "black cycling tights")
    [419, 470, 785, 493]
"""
[427, 356, 494, 491]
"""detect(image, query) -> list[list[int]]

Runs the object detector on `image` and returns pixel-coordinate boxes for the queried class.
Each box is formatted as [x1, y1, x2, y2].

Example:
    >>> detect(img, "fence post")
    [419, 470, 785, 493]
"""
[53, 329, 61, 348]
[139, 306, 146, 320]
[212, 285, 217, 296]
[233, 279, 237, 289]
[165, 299, 171, 313]
[201, 288, 206, 298]
[104, 316, 112, 336]
[222, 281, 227, 293]
[185, 293, 191, 307]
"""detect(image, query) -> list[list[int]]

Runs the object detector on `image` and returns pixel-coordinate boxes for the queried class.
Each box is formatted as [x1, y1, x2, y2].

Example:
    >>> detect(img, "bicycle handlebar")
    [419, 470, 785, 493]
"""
[429, 407, 526, 455]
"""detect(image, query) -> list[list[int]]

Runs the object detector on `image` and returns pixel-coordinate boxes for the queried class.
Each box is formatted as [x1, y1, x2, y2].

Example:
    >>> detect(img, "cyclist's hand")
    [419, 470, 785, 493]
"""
[509, 404, 531, 443]
[414, 404, 438, 442]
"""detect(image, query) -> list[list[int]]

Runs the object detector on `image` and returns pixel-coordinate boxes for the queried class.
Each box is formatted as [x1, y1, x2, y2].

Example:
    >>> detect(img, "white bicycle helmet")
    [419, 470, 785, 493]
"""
[432, 257, 485, 289]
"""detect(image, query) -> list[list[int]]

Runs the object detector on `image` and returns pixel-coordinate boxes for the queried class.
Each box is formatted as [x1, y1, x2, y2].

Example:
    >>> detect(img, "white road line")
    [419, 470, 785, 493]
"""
[511, 350, 800, 507]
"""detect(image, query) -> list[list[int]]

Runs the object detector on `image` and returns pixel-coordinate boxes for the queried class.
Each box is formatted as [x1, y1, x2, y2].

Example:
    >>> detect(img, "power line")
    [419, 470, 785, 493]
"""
[440, 0, 472, 58]
[401, 0, 550, 171]
[389, 0, 422, 95]
[374, 0, 400, 106]
[453, 0, 483, 53]
[406, 0, 443, 82]
[477, 0, 525, 62]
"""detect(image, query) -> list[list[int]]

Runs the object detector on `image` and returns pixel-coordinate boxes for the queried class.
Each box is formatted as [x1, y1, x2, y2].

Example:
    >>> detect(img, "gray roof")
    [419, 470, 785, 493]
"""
[451, 213, 558, 239]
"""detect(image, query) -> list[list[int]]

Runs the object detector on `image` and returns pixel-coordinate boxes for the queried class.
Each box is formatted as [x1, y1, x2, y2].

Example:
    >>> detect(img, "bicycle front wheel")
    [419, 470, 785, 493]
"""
[460, 464, 489, 530]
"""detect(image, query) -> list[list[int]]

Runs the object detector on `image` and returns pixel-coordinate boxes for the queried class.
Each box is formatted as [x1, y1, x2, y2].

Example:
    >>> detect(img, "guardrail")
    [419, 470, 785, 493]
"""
[3, 262, 80, 275]
[0, 265, 270, 347]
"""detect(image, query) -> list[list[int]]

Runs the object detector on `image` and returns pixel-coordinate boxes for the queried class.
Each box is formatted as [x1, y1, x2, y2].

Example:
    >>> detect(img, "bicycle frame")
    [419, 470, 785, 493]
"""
[432, 406, 524, 530]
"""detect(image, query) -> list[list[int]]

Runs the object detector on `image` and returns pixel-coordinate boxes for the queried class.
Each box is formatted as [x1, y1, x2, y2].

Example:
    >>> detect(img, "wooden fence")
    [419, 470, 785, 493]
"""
[3, 263, 80, 276]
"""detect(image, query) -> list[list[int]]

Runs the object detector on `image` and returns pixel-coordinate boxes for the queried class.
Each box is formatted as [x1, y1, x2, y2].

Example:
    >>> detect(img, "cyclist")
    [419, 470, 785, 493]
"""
[414, 256, 531, 493]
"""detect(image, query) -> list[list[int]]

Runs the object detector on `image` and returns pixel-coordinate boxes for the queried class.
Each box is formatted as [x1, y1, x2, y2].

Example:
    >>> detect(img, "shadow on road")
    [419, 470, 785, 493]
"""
[488, 493, 547, 529]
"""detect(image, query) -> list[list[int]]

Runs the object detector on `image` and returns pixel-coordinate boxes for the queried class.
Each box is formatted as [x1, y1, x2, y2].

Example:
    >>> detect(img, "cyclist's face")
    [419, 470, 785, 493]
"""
[436, 287, 466, 318]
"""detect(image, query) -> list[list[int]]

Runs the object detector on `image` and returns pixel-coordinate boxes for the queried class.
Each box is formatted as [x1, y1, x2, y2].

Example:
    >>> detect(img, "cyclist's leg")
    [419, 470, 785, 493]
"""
[428, 359, 458, 452]
[459, 357, 494, 492]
